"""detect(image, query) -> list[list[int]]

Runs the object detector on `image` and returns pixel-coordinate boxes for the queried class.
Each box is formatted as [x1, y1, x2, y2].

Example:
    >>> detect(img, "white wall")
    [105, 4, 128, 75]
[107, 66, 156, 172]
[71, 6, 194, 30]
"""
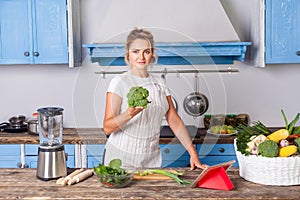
[1, 0, 300, 128]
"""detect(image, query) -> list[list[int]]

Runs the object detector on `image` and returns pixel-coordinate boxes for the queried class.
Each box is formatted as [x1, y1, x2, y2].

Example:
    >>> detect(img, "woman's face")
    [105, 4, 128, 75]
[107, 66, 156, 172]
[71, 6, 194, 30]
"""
[128, 38, 153, 70]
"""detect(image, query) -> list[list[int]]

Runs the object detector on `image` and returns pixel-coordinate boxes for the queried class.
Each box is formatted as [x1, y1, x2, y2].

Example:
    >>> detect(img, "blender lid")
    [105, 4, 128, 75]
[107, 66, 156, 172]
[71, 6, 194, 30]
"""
[37, 107, 64, 116]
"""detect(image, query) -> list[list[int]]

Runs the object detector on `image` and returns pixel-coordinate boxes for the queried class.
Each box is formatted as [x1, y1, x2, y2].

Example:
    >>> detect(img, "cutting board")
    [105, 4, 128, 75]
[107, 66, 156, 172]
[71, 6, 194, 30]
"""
[133, 169, 182, 180]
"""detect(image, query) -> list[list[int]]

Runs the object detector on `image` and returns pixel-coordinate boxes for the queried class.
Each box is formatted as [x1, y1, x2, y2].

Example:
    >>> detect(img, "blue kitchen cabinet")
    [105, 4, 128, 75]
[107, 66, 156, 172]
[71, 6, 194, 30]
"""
[196, 144, 238, 167]
[0, 0, 81, 66]
[0, 145, 21, 168]
[265, 0, 300, 64]
[86, 144, 106, 168]
[160, 144, 190, 167]
[85, 144, 190, 168]
[24, 144, 75, 168]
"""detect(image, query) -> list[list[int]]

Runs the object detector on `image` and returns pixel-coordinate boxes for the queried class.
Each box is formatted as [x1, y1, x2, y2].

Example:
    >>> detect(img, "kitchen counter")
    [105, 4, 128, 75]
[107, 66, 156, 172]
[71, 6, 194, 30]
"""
[0, 167, 298, 199]
[0, 127, 235, 144]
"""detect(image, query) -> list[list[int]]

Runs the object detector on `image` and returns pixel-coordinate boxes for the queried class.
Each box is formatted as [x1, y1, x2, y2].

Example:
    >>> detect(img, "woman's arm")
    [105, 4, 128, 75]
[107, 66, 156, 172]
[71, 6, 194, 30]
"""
[165, 96, 208, 170]
[103, 92, 143, 135]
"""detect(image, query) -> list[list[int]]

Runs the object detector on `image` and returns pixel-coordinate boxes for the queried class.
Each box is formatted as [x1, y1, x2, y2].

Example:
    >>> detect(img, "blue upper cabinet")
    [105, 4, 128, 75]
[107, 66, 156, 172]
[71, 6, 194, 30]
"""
[0, 0, 31, 64]
[33, 0, 68, 64]
[265, 0, 300, 64]
[0, 0, 81, 67]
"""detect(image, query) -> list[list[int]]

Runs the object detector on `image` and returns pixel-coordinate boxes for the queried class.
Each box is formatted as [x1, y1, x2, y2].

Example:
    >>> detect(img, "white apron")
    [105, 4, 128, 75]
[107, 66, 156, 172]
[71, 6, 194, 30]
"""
[104, 71, 169, 169]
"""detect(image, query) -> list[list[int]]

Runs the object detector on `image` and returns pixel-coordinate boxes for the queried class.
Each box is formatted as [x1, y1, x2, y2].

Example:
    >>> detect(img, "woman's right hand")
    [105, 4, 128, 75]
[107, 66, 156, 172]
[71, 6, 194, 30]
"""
[127, 106, 144, 118]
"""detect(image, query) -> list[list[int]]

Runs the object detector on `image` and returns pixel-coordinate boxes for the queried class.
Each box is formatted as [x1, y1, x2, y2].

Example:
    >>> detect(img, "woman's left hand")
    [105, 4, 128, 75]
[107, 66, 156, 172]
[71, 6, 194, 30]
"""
[190, 155, 209, 170]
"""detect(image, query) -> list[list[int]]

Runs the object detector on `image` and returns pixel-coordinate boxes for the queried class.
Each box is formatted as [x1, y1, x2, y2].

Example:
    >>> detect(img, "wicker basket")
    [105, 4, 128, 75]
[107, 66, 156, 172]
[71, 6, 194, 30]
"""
[234, 139, 300, 186]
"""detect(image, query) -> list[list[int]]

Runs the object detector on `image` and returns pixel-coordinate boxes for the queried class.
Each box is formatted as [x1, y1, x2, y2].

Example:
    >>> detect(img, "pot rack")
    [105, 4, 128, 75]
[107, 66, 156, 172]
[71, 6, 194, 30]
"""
[95, 67, 238, 78]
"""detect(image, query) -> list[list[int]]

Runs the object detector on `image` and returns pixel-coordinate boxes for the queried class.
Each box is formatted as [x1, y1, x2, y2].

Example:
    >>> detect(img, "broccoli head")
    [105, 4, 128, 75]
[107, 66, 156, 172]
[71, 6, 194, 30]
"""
[258, 140, 279, 158]
[127, 86, 150, 108]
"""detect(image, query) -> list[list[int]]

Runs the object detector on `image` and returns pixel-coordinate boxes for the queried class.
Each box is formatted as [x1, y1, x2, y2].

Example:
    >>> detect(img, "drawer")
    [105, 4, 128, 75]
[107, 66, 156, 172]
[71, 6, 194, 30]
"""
[0, 144, 20, 156]
[25, 144, 75, 156]
[196, 144, 235, 156]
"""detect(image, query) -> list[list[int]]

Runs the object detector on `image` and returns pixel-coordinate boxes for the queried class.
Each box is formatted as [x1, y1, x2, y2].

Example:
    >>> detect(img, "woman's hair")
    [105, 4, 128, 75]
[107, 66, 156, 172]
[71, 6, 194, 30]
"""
[124, 27, 158, 65]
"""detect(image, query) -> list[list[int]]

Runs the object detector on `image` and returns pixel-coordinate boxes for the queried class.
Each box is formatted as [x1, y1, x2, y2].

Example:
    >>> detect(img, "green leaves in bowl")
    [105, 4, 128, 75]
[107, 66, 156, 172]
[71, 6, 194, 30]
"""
[93, 159, 133, 188]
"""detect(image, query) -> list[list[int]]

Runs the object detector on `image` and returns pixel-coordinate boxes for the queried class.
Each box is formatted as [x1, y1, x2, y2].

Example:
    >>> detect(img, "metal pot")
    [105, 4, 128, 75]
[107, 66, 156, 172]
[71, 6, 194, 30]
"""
[27, 119, 38, 135]
[8, 115, 26, 127]
[183, 73, 209, 117]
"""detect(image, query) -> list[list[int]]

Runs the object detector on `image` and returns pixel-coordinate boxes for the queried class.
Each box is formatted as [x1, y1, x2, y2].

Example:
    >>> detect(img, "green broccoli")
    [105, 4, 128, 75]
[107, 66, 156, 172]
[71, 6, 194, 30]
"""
[127, 86, 150, 108]
[258, 140, 279, 157]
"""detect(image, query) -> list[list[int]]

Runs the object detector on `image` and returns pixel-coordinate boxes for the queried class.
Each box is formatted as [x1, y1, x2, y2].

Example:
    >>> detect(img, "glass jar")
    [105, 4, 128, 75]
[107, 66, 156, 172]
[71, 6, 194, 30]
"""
[203, 114, 212, 129]
[225, 114, 237, 127]
[235, 113, 249, 126]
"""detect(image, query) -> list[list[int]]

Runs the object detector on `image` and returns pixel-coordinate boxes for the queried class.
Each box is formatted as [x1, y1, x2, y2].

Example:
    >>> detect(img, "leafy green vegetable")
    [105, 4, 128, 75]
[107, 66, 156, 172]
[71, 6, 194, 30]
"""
[236, 121, 270, 155]
[288, 113, 300, 134]
[127, 86, 150, 108]
[281, 109, 289, 130]
[294, 138, 300, 152]
[135, 169, 191, 185]
[258, 140, 279, 158]
[93, 159, 131, 187]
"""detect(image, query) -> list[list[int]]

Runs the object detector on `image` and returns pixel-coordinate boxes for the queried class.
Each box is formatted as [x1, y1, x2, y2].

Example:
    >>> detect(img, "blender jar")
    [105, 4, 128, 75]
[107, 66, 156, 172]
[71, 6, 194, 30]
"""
[37, 107, 64, 146]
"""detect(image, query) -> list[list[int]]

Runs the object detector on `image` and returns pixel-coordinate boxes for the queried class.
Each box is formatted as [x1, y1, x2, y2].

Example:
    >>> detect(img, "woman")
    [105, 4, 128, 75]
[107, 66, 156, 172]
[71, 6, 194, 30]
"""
[103, 28, 207, 170]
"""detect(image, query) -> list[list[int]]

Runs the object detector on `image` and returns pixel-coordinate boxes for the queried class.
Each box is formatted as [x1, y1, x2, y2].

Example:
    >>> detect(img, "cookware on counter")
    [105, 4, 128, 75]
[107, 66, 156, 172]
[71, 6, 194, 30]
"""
[0, 115, 28, 133]
[183, 73, 209, 117]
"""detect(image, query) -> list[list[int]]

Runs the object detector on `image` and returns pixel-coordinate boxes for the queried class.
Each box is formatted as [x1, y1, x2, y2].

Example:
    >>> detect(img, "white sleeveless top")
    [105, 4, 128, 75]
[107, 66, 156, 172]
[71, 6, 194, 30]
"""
[104, 71, 170, 169]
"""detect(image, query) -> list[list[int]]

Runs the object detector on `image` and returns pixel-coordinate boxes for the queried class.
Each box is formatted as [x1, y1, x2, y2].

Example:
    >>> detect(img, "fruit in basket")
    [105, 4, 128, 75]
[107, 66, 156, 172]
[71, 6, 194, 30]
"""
[279, 145, 298, 157]
[267, 129, 290, 143]
[258, 140, 279, 158]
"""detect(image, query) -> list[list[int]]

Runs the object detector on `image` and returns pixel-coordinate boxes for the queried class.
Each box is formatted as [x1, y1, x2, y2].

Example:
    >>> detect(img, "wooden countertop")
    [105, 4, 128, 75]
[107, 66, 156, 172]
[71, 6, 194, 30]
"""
[0, 128, 235, 144]
[0, 168, 298, 199]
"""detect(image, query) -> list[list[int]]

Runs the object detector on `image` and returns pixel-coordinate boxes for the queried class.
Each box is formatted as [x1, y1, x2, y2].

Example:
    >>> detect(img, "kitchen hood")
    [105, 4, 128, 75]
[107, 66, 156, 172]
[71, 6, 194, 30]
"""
[83, 42, 250, 66]
[82, 0, 251, 66]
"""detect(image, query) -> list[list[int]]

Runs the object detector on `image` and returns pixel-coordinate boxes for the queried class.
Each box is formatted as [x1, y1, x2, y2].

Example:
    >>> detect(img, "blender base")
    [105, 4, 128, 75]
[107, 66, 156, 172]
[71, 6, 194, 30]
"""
[36, 144, 67, 181]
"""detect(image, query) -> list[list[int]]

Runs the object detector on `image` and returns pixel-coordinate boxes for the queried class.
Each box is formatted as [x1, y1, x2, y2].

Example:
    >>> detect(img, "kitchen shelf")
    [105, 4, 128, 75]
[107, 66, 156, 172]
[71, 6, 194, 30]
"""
[83, 42, 251, 66]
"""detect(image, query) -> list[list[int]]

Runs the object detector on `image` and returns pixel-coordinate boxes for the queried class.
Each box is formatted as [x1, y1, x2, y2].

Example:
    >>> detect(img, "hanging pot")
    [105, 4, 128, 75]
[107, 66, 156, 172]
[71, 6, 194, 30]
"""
[183, 73, 209, 117]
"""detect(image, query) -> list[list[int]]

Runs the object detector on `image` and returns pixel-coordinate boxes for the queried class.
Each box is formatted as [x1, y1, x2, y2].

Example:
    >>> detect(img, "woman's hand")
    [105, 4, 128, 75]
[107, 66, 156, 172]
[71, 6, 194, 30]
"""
[127, 106, 144, 118]
[190, 154, 209, 170]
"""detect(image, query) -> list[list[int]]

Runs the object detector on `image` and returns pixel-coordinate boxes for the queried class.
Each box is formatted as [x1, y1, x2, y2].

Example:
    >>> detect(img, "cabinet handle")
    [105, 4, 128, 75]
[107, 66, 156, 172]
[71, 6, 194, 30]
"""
[296, 51, 300, 56]
[24, 52, 30, 57]
[219, 148, 225, 153]
[34, 51, 39, 57]
[164, 148, 170, 154]
[17, 162, 22, 168]
[16, 162, 29, 168]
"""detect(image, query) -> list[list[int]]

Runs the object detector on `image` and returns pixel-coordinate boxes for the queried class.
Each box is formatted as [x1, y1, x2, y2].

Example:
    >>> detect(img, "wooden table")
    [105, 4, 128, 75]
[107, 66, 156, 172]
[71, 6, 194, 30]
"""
[0, 168, 298, 199]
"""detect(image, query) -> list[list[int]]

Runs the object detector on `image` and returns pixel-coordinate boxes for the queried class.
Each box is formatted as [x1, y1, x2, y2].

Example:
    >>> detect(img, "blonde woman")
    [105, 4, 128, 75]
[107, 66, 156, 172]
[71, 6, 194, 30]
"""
[103, 28, 207, 170]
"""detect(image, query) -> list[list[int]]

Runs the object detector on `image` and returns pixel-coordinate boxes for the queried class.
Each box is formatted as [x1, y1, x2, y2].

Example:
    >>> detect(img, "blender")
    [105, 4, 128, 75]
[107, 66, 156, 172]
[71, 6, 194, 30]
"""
[36, 107, 67, 181]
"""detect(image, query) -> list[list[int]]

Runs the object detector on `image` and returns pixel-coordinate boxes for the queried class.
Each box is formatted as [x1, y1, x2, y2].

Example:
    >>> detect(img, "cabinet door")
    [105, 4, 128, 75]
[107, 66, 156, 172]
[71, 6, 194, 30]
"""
[86, 144, 105, 168]
[161, 144, 190, 167]
[265, 0, 300, 63]
[0, 145, 21, 168]
[33, 0, 68, 64]
[0, 0, 31, 64]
